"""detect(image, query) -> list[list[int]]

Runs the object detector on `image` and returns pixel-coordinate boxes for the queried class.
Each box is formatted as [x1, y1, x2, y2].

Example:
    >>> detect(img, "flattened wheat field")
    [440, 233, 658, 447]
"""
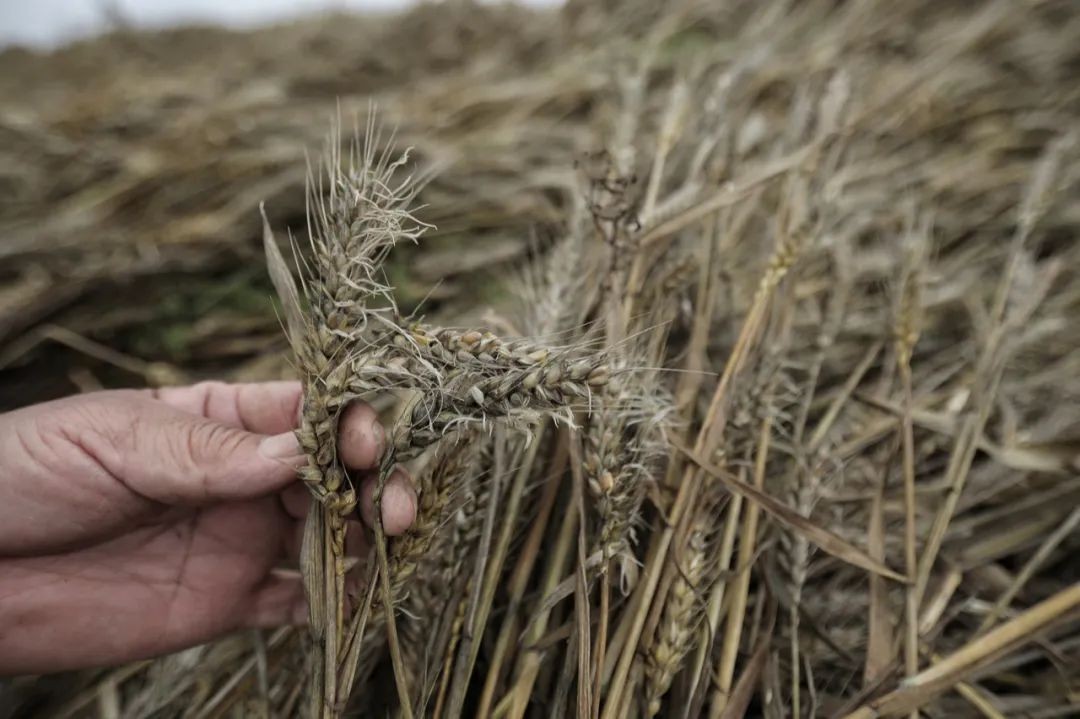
[2, 1, 1079, 717]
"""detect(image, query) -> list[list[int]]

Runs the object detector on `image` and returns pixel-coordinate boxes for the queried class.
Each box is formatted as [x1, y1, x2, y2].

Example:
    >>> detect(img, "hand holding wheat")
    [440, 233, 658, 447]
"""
[0, 380, 415, 674]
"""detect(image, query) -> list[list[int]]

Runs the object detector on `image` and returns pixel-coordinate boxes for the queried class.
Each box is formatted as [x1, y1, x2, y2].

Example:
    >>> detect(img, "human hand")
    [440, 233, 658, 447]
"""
[0, 381, 415, 674]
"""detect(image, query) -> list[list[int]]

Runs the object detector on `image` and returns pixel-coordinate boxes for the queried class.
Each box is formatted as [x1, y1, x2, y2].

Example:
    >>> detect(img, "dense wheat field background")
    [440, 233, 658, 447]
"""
[1, 1, 1079, 717]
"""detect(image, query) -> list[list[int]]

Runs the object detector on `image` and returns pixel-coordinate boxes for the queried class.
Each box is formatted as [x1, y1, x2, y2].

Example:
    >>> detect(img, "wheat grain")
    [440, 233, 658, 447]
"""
[643, 494, 721, 717]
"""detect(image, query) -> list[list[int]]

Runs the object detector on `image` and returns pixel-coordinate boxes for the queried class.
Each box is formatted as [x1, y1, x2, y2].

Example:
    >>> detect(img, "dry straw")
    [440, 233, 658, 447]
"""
[4, 1, 1080, 718]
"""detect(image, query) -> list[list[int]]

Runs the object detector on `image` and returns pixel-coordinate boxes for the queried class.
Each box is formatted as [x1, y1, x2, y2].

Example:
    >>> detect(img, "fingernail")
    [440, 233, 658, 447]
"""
[259, 431, 304, 464]
[384, 469, 418, 532]
[386, 480, 414, 515]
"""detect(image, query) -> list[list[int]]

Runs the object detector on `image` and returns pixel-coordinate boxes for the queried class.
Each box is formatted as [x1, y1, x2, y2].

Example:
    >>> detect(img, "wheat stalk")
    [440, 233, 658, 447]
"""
[265, 124, 613, 716]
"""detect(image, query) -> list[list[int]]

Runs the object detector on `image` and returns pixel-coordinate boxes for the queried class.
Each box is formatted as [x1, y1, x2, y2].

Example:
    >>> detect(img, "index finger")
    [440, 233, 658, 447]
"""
[152, 381, 303, 435]
[152, 381, 385, 470]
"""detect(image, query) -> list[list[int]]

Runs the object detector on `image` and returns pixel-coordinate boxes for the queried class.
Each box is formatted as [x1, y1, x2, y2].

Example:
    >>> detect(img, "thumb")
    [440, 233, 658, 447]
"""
[87, 391, 307, 504]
